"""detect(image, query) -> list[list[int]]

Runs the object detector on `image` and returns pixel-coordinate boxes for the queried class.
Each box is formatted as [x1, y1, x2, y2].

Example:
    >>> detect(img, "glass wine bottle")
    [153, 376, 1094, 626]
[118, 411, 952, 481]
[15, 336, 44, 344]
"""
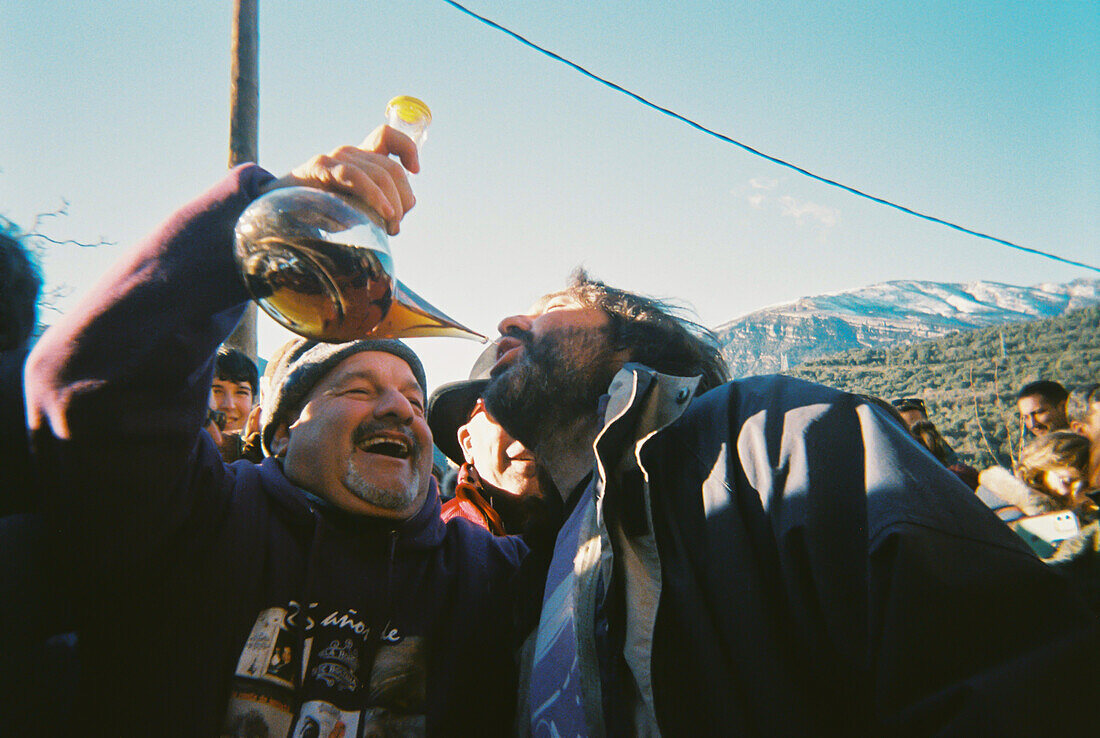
[233, 96, 484, 343]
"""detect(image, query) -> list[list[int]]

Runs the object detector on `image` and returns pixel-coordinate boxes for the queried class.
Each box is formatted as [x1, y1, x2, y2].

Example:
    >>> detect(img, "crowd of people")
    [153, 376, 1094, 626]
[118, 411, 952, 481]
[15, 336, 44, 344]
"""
[3, 126, 1098, 735]
[886, 381, 1100, 612]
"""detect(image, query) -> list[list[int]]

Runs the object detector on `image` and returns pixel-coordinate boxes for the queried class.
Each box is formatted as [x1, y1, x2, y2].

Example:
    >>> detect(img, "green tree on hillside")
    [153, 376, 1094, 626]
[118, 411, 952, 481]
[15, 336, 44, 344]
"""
[783, 306, 1100, 468]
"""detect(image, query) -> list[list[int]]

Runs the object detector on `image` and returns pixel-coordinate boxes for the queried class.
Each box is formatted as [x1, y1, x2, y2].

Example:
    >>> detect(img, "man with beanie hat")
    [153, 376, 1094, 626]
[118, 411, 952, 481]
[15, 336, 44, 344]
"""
[261, 336, 432, 519]
[25, 129, 525, 736]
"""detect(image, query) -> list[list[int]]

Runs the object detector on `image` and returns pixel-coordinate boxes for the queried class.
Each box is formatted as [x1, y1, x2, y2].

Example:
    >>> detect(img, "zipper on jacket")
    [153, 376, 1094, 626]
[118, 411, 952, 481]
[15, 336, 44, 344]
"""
[386, 528, 398, 621]
[361, 527, 401, 705]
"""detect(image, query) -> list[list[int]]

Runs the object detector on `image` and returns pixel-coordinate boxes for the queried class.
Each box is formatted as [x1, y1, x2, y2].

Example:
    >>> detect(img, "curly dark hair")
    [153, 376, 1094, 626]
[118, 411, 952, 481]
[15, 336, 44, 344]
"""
[555, 268, 729, 392]
[0, 221, 43, 351]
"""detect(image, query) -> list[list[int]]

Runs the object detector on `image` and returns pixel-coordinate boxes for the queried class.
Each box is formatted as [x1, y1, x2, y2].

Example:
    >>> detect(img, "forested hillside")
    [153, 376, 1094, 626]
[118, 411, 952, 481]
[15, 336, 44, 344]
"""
[782, 305, 1100, 468]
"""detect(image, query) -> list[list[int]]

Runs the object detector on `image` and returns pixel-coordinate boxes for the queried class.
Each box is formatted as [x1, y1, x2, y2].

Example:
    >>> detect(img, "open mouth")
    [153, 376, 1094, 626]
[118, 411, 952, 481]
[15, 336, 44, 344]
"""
[490, 339, 525, 378]
[356, 434, 413, 459]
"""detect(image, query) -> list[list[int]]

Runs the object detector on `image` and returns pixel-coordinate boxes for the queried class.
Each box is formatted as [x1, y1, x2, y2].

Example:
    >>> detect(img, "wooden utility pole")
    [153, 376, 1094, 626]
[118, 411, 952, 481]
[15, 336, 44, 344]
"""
[225, 0, 259, 360]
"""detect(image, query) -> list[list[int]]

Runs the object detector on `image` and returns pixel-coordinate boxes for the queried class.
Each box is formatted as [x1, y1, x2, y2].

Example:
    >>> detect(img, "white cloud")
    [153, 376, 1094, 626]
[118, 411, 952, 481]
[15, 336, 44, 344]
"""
[749, 177, 779, 190]
[736, 179, 839, 231]
[778, 196, 839, 228]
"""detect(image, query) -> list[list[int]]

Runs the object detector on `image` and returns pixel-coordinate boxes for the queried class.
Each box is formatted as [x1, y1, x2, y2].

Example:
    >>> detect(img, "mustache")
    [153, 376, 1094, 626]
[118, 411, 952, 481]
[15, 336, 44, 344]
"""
[498, 325, 534, 348]
[351, 419, 420, 454]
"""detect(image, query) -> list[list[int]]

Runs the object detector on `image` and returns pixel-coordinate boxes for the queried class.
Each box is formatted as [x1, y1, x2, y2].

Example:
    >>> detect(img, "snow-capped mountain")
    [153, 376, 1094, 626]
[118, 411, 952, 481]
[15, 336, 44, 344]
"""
[716, 278, 1100, 378]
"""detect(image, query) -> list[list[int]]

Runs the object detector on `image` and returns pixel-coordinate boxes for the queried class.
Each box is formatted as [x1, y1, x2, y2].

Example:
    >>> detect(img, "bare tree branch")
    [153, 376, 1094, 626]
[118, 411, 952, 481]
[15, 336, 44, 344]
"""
[3, 201, 117, 318]
[26, 200, 116, 248]
[32, 233, 116, 249]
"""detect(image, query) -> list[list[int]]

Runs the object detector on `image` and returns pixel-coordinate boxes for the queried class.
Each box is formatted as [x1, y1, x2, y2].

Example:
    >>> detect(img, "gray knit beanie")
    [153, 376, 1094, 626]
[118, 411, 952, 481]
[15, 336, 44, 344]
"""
[260, 337, 427, 456]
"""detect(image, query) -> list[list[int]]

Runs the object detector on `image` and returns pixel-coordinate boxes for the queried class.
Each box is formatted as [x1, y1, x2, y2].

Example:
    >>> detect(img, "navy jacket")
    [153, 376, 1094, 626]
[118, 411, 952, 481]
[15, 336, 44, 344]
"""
[26, 166, 525, 736]
[524, 365, 1099, 736]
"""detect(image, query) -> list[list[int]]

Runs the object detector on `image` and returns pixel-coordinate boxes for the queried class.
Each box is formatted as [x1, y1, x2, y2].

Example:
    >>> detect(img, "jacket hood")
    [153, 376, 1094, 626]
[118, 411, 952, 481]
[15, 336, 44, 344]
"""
[254, 456, 446, 549]
[978, 465, 1062, 516]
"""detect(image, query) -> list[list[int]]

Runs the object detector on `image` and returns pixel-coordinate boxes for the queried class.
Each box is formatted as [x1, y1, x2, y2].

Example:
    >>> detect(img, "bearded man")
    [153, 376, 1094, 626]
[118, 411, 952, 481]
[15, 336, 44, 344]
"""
[24, 129, 524, 735]
[484, 271, 1098, 736]
[428, 347, 556, 540]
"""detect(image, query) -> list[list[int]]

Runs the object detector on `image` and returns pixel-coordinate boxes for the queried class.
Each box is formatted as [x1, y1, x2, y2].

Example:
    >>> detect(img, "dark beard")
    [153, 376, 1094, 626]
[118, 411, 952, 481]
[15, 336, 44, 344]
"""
[483, 325, 616, 452]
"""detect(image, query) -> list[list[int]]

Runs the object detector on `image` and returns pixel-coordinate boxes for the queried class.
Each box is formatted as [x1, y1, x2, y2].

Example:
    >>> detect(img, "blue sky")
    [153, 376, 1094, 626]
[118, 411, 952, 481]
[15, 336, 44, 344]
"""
[2, 1, 1097, 390]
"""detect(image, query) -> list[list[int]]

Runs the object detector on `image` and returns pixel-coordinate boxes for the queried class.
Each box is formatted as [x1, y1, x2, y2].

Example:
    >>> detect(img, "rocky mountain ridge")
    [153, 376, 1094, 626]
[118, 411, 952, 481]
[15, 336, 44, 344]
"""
[716, 278, 1100, 378]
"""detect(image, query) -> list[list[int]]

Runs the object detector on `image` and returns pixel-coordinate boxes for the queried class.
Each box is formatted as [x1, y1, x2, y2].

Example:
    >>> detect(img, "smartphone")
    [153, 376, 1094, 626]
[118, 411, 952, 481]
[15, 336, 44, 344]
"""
[1014, 511, 1079, 557]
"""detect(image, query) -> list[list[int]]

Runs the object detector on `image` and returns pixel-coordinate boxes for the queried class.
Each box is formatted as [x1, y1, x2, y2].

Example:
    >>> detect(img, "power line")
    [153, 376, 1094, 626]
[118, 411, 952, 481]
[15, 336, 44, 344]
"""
[440, 0, 1100, 274]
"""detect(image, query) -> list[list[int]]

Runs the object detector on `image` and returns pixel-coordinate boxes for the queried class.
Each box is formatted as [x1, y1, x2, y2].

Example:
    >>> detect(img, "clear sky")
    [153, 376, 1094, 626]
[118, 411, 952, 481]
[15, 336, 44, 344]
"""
[2, 0, 1097, 392]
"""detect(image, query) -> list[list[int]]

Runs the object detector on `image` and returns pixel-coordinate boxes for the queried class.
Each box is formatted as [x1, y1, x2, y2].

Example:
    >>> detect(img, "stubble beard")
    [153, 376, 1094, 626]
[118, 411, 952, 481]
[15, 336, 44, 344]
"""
[343, 461, 421, 512]
[343, 420, 423, 512]
[483, 325, 617, 453]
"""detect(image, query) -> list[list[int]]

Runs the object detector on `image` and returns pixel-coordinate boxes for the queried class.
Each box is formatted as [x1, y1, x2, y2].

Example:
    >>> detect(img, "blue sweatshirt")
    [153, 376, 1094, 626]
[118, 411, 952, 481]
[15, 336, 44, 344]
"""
[25, 165, 526, 736]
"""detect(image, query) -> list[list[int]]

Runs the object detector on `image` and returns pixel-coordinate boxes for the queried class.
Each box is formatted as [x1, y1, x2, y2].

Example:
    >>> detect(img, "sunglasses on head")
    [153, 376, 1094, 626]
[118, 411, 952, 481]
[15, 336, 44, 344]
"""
[891, 398, 926, 413]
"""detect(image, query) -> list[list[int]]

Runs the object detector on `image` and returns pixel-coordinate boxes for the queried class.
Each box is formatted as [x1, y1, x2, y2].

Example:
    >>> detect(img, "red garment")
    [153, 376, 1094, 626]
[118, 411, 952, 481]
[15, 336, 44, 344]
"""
[441, 464, 506, 535]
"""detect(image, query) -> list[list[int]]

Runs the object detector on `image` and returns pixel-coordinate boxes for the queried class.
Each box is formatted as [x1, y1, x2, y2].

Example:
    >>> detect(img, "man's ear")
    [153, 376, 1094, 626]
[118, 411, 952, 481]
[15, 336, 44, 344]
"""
[1070, 420, 1088, 436]
[457, 423, 476, 464]
[269, 423, 291, 458]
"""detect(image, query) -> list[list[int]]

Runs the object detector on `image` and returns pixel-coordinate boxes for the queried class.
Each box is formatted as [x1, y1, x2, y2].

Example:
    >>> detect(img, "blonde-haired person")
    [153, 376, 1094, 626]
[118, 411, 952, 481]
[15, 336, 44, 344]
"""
[1003, 430, 1100, 614]
[1015, 430, 1097, 521]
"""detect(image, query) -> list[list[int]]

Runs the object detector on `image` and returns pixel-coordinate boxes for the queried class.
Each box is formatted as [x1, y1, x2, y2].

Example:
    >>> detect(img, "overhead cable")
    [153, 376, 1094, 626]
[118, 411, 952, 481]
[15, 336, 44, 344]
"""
[440, 0, 1099, 274]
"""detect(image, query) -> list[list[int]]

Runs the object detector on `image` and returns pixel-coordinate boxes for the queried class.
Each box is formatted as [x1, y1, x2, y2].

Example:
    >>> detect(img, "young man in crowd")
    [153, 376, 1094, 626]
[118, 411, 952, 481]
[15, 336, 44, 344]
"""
[1017, 379, 1070, 437]
[205, 345, 262, 462]
[210, 345, 259, 434]
[25, 128, 524, 735]
[481, 271, 1097, 736]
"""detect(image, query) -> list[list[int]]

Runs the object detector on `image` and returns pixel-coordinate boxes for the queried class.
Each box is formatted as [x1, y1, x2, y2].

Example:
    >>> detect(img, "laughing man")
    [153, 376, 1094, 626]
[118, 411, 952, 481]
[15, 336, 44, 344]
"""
[25, 128, 524, 736]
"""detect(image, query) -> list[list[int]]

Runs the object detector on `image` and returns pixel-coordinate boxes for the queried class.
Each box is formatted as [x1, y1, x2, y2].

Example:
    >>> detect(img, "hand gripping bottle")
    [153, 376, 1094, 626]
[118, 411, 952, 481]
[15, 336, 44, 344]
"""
[233, 96, 484, 343]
